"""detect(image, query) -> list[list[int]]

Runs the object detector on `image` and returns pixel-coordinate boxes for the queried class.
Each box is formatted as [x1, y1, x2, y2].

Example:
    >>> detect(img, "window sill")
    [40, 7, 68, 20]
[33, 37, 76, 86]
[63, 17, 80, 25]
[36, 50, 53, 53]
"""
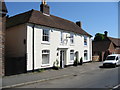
[60, 43, 64, 45]
[84, 45, 88, 47]
[70, 44, 74, 46]
[69, 60, 74, 63]
[41, 64, 50, 67]
[60, 43, 68, 46]
[41, 42, 50, 45]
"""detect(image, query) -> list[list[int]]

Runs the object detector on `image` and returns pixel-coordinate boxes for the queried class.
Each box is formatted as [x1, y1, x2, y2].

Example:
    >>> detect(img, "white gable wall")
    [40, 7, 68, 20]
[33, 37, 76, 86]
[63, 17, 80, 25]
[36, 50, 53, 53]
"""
[26, 24, 33, 71]
[27, 23, 92, 71]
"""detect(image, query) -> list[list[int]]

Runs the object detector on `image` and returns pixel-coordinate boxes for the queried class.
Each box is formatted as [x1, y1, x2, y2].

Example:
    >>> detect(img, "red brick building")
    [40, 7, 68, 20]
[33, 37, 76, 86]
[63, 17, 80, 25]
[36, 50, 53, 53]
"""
[92, 32, 120, 61]
[0, 0, 8, 76]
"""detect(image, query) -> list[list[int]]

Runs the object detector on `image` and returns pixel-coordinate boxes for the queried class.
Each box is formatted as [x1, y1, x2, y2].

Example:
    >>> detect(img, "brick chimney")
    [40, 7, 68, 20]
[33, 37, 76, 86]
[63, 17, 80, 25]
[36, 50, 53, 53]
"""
[76, 21, 82, 27]
[40, 0, 50, 15]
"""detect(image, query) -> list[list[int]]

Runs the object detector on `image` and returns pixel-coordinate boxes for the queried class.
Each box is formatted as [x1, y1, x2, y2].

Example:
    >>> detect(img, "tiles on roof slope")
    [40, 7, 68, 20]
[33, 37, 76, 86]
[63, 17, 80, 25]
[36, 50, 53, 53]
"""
[7, 9, 92, 37]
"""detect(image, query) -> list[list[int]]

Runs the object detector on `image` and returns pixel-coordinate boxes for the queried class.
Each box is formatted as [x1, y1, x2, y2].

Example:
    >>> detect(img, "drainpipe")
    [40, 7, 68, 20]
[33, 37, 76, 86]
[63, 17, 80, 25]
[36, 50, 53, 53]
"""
[32, 24, 35, 72]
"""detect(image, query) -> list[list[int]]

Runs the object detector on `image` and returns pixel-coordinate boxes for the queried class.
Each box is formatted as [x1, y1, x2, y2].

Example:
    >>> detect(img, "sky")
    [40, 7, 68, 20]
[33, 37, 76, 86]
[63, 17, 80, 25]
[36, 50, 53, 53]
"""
[5, 2, 118, 38]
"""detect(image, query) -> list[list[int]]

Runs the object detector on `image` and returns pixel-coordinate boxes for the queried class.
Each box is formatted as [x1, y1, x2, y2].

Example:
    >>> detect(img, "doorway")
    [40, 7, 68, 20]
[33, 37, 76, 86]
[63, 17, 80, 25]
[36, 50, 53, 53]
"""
[60, 50, 66, 68]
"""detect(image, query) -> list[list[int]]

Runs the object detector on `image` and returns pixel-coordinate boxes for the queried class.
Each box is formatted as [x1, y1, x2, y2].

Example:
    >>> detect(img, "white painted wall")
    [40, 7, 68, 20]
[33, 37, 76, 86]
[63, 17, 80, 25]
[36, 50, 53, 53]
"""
[6, 22, 92, 71]
[26, 23, 92, 71]
[26, 24, 33, 71]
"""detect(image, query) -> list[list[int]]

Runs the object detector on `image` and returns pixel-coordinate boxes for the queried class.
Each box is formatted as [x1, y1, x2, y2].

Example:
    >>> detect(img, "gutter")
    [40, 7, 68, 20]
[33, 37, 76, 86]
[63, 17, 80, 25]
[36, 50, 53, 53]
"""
[32, 24, 35, 72]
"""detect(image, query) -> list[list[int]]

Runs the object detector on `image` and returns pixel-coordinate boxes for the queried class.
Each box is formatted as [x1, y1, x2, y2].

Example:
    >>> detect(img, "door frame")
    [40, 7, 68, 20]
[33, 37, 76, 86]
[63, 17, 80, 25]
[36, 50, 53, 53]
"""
[60, 50, 66, 68]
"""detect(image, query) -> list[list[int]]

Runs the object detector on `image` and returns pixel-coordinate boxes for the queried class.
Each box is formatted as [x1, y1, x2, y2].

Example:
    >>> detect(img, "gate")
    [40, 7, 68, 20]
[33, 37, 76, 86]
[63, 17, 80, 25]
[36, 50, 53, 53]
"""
[5, 57, 26, 76]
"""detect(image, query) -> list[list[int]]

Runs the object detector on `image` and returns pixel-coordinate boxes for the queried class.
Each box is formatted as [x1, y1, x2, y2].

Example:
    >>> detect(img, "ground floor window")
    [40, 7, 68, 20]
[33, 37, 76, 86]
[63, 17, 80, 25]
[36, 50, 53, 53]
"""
[70, 50, 74, 61]
[42, 50, 50, 64]
[84, 50, 88, 60]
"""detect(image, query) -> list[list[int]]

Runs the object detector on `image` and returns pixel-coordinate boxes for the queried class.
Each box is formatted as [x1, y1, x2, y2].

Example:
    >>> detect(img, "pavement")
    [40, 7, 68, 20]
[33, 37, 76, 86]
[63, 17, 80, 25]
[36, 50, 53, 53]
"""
[1, 61, 102, 89]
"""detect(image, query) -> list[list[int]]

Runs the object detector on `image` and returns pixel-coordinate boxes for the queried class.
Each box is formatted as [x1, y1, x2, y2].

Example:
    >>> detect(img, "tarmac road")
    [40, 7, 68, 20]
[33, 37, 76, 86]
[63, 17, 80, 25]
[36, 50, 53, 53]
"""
[17, 66, 119, 89]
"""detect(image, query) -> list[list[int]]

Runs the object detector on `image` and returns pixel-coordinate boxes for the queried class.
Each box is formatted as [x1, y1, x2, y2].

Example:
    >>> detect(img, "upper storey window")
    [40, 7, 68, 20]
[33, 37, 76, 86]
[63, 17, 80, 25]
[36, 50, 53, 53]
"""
[84, 36, 87, 45]
[70, 33, 74, 44]
[42, 29, 49, 42]
[61, 32, 63, 43]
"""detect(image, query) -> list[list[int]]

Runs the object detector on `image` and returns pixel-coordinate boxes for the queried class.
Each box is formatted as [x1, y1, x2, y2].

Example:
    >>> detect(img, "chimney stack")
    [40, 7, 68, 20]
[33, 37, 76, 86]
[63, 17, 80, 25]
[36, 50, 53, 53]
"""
[1, 0, 8, 17]
[40, 0, 50, 15]
[104, 31, 108, 37]
[76, 21, 82, 27]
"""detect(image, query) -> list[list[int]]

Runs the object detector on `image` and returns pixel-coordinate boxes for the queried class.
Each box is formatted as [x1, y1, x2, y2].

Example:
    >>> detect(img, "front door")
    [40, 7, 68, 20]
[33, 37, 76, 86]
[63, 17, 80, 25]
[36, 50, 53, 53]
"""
[60, 50, 66, 68]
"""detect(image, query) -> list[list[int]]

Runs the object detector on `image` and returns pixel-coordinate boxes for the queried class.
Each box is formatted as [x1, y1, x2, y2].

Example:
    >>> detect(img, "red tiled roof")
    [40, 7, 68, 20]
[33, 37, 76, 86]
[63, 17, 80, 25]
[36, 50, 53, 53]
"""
[107, 37, 120, 47]
[6, 9, 92, 37]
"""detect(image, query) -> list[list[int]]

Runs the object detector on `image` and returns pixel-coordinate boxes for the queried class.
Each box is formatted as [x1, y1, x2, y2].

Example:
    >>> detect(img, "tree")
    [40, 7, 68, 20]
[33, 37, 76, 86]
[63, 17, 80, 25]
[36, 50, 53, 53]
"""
[94, 33, 105, 41]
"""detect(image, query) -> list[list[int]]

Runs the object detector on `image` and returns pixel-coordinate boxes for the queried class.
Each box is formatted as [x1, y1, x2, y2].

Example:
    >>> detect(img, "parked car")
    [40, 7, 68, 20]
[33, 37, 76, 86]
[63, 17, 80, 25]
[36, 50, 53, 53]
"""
[103, 54, 120, 67]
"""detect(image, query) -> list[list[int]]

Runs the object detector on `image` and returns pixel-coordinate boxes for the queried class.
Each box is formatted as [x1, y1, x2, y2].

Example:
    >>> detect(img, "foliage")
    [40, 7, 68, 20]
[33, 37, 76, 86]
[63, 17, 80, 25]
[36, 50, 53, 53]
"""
[79, 57, 83, 65]
[94, 33, 105, 41]
[53, 59, 59, 67]
[73, 57, 79, 66]
[38, 68, 45, 72]
[53, 59, 60, 70]
[80, 57, 83, 61]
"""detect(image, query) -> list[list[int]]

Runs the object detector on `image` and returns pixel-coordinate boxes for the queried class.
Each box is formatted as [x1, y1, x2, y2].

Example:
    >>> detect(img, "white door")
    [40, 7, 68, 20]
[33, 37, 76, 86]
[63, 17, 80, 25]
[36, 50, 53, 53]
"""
[60, 50, 66, 68]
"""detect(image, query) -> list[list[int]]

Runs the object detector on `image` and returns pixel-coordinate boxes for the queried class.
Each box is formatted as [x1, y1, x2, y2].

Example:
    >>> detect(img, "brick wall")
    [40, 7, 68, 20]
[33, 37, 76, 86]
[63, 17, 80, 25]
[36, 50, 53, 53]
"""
[0, 16, 2, 76]
[0, 15, 6, 76]
[92, 55, 99, 62]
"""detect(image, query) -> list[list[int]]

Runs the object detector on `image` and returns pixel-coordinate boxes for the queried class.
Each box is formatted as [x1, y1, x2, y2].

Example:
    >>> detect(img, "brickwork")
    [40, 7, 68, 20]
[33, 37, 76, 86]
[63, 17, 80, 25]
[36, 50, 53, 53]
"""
[0, 15, 6, 76]
[0, 15, 2, 76]
[92, 56, 99, 62]
[0, 0, 7, 76]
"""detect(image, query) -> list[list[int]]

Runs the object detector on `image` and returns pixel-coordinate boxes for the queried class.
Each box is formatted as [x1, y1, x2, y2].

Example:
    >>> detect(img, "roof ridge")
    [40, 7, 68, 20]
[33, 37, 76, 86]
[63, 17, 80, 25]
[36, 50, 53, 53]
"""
[27, 9, 34, 22]
[8, 9, 33, 19]
[6, 9, 33, 28]
[32, 9, 76, 25]
[108, 36, 120, 40]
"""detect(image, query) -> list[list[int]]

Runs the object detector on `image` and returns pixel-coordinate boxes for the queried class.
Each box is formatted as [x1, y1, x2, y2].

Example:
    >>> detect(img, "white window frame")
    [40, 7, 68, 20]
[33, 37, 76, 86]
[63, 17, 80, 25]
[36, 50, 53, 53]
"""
[70, 50, 74, 61]
[61, 31, 63, 43]
[84, 50, 88, 60]
[42, 29, 50, 42]
[42, 50, 50, 65]
[70, 33, 74, 44]
[84, 36, 87, 46]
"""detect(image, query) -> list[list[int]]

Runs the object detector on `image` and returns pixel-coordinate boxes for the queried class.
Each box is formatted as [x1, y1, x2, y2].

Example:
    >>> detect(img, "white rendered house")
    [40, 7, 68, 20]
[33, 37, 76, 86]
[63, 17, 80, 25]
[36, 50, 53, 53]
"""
[6, 1, 92, 73]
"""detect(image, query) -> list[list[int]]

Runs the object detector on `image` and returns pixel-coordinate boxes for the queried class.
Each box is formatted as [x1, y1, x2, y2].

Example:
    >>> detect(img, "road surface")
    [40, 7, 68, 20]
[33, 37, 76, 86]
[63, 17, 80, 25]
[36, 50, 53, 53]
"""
[17, 66, 119, 89]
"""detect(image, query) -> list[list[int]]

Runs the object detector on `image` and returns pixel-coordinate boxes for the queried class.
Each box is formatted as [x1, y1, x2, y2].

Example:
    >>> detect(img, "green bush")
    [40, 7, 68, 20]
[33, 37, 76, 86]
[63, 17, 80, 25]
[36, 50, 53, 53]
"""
[38, 68, 45, 72]
[53, 59, 60, 70]
[94, 33, 105, 41]
[73, 57, 79, 66]
[79, 57, 83, 65]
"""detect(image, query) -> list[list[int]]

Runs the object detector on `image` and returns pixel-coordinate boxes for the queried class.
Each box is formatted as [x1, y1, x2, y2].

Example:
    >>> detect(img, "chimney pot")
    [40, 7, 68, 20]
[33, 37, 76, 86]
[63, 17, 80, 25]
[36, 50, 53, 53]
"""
[40, 0, 50, 15]
[104, 31, 108, 37]
[76, 21, 82, 27]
